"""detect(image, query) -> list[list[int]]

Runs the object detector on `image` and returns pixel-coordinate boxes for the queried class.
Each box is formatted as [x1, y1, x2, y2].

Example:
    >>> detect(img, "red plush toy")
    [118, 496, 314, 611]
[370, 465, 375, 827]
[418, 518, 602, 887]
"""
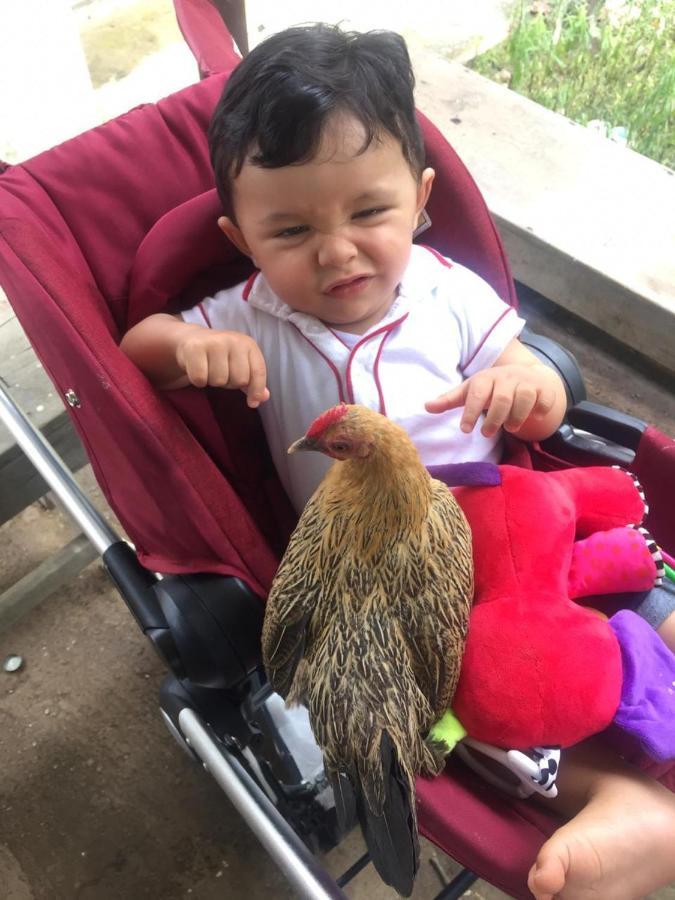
[449, 464, 663, 751]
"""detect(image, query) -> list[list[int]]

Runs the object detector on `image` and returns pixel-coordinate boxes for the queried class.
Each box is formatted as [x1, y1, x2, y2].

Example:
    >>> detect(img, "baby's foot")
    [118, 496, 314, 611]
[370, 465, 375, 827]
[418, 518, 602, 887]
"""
[528, 769, 675, 899]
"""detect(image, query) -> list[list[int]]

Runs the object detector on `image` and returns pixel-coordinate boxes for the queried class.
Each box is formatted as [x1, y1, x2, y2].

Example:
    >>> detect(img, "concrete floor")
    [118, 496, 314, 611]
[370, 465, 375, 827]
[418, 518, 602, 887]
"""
[2, 289, 674, 900]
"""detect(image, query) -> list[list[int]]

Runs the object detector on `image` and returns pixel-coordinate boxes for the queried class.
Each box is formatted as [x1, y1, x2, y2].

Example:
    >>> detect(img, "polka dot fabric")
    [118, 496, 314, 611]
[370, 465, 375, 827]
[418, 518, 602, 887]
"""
[568, 526, 663, 599]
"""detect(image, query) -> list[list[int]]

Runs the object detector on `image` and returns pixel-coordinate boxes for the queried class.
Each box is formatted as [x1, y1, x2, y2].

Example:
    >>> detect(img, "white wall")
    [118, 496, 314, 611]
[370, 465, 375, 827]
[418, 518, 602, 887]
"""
[0, 0, 98, 162]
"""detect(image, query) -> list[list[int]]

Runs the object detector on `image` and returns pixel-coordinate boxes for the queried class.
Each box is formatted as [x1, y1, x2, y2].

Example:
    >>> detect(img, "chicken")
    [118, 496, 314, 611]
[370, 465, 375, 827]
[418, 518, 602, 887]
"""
[261, 403, 473, 896]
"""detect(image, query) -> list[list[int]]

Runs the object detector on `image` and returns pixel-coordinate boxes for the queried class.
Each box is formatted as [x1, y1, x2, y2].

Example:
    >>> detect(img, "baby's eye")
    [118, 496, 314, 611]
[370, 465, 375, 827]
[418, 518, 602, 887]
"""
[275, 225, 309, 239]
[352, 207, 387, 220]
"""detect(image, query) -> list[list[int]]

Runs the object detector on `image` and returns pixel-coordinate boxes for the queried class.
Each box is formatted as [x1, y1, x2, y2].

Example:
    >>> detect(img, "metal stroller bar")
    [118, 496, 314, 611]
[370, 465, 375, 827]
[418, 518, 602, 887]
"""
[0, 383, 117, 554]
[179, 709, 348, 900]
[0, 381, 348, 899]
[335, 850, 371, 887]
[433, 867, 479, 898]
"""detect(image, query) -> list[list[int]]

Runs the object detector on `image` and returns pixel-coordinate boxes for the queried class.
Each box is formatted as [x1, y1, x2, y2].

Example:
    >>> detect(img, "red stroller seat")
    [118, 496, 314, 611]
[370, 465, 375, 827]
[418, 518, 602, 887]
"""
[1, 30, 673, 900]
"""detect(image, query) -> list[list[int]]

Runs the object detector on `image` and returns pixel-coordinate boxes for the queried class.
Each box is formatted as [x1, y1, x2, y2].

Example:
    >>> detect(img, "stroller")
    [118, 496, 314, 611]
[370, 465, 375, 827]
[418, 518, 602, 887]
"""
[1, 13, 673, 900]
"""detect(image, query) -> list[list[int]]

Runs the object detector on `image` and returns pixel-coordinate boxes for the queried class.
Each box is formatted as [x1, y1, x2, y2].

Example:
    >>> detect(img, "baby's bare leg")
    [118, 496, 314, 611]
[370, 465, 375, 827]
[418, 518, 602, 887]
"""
[528, 738, 675, 900]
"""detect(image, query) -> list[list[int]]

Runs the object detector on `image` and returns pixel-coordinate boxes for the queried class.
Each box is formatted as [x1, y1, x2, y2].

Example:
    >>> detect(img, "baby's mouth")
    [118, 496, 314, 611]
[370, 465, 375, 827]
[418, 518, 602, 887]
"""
[324, 275, 372, 297]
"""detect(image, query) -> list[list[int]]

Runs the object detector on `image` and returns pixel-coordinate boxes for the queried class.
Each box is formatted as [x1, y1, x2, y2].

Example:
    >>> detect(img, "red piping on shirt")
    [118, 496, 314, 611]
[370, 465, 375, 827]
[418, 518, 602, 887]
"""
[197, 302, 212, 327]
[372, 328, 396, 416]
[421, 245, 453, 269]
[461, 307, 514, 373]
[242, 271, 259, 300]
[345, 313, 409, 409]
[289, 323, 346, 403]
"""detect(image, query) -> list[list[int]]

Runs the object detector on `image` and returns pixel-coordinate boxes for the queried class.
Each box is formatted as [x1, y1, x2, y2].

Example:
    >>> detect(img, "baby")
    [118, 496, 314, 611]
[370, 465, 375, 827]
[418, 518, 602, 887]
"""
[121, 24, 675, 899]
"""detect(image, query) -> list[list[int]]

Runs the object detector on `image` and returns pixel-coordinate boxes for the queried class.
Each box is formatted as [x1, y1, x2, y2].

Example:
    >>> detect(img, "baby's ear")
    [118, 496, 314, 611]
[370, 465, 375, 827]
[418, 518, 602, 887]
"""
[416, 167, 435, 217]
[218, 216, 253, 258]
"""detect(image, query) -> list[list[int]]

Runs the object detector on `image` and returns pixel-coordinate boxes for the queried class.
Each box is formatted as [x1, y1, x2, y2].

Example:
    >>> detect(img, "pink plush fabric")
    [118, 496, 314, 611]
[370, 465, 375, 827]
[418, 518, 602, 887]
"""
[569, 527, 660, 598]
[452, 466, 646, 749]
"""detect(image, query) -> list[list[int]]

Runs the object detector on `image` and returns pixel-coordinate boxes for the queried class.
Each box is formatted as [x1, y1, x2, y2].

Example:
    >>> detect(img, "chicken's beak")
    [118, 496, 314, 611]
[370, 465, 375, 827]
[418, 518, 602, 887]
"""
[288, 436, 316, 454]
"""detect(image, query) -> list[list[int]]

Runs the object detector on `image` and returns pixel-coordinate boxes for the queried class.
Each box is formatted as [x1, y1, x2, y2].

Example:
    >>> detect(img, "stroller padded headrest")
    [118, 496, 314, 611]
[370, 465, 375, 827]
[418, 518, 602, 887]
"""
[127, 188, 253, 329]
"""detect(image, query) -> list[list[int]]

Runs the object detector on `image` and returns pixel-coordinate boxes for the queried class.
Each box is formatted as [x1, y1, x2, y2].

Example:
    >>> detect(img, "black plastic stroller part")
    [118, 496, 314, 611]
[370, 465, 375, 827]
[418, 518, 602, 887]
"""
[102, 541, 186, 678]
[174, 703, 349, 899]
[336, 852, 372, 887]
[543, 424, 633, 467]
[543, 400, 647, 467]
[102, 542, 267, 690]
[567, 400, 647, 451]
[148, 579, 335, 845]
[517, 330, 646, 465]
[160, 674, 254, 751]
[102, 541, 165, 628]
[435, 868, 481, 898]
[238, 673, 342, 853]
[520, 326, 587, 408]
[101, 542, 185, 678]
[159, 672, 342, 855]
[243, 672, 306, 789]
[153, 572, 264, 689]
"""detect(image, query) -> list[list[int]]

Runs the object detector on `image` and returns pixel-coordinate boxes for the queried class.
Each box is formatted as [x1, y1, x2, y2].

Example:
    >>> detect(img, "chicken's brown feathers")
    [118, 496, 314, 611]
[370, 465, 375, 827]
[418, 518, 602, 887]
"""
[262, 405, 473, 895]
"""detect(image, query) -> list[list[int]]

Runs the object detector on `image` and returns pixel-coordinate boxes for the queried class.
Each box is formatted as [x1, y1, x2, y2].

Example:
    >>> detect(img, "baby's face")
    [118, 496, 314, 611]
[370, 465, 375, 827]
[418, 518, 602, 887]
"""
[220, 115, 434, 334]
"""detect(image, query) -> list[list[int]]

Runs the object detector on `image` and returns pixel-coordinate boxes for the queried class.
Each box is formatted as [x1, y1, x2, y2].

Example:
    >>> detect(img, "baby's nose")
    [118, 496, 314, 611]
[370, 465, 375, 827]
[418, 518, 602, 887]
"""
[316, 232, 357, 268]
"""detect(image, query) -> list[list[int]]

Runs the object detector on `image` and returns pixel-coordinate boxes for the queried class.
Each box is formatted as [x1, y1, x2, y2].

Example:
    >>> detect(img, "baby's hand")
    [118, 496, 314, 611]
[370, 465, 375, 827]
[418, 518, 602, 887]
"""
[425, 363, 558, 438]
[176, 327, 270, 408]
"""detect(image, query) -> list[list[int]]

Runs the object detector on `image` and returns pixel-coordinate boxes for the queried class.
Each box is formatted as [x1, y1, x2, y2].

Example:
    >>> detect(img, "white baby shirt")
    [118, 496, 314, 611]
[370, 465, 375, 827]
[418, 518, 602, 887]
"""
[182, 245, 525, 512]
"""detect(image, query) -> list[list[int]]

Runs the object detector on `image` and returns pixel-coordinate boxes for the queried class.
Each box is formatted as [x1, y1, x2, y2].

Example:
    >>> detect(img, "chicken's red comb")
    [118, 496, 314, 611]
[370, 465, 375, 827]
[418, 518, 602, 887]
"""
[306, 403, 350, 439]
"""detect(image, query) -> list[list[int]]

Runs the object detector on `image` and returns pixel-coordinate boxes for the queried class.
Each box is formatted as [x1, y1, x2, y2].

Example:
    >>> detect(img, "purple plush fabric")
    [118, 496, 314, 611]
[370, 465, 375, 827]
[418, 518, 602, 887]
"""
[609, 610, 675, 762]
[427, 462, 502, 487]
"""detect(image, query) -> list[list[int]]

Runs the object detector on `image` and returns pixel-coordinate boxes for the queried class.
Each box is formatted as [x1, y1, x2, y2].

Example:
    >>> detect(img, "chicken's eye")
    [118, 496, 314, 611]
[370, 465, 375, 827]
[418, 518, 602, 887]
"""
[330, 440, 350, 453]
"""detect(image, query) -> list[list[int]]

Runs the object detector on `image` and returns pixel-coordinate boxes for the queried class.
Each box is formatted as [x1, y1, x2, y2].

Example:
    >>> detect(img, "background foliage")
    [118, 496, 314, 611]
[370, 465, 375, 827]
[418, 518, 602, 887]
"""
[470, 0, 675, 168]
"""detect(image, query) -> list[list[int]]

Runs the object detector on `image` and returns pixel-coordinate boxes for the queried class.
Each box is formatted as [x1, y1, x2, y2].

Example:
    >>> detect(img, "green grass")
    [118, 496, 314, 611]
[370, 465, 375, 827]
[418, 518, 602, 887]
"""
[470, 0, 675, 169]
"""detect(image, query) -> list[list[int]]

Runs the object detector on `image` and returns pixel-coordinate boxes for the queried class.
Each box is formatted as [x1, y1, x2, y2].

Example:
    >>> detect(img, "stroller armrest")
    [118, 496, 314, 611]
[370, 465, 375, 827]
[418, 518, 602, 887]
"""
[566, 400, 647, 452]
[518, 330, 647, 464]
[520, 326, 587, 408]
[543, 401, 647, 467]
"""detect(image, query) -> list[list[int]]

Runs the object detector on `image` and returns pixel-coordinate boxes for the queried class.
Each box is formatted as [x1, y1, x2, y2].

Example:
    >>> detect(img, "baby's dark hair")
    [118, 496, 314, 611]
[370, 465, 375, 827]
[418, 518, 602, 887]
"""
[208, 24, 425, 219]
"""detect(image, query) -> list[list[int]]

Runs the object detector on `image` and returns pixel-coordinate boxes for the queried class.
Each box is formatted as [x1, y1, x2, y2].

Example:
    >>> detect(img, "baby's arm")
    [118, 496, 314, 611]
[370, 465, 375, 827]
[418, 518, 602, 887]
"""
[425, 337, 566, 442]
[120, 313, 269, 408]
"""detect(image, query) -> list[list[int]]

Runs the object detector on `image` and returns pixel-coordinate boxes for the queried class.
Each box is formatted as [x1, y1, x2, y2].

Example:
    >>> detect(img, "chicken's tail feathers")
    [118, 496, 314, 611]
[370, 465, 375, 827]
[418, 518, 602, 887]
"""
[329, 770, 357, 834]
[354, 730, 419, 897]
